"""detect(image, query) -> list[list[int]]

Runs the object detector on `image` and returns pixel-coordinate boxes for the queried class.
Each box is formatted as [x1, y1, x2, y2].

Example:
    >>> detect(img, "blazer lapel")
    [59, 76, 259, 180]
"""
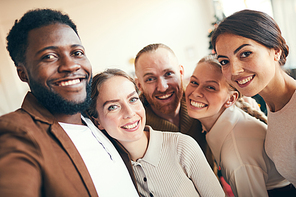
[50, 123, 98, 197]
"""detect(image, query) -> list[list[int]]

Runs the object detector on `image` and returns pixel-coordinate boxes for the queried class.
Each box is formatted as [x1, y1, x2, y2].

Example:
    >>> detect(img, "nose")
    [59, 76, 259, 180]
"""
[230, 60, 244, 75]
[123, 104, 136, 119]
[58, 54, 81, 73]
[156, 77, 168, 92]
[192, 86, 203, 98]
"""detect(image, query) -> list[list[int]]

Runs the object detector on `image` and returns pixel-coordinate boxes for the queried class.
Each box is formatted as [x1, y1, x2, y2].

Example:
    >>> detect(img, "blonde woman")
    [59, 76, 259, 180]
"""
[185, 55, 292, 197]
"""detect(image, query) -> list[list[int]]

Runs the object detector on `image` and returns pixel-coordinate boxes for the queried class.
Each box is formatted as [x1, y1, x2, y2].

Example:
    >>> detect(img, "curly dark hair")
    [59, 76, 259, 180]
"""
[6, 8, 79, 67]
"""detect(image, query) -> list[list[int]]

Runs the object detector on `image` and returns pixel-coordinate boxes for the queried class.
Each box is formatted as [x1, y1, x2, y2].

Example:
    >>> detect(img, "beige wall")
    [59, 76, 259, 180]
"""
[0, 0, 215, 115]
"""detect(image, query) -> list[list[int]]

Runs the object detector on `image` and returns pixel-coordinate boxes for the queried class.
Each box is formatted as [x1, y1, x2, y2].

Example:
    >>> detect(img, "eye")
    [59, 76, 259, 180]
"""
[145, 77, 155, 83]
[190, 80, 198, 86]
[219, 59, 229, 66]
[241, 51, 252, 58]
[41, 54, 57, 61]
[207, 86, 216, 91]
[107, 105, 119, 111]
[130, 97, 139, 103]
[72, 50, 84, 57]
[165, 71, 174, 77]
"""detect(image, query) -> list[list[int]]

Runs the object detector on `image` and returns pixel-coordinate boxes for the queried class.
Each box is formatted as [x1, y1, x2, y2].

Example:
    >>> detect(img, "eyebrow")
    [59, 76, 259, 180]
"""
[190, 75, 219, 85]
[234, 44, 250, 54]
[102, 91, 137, 107]
[143, 68, 173, 78]
[35, 44, 84, 56]
[217, 44, 251, 59]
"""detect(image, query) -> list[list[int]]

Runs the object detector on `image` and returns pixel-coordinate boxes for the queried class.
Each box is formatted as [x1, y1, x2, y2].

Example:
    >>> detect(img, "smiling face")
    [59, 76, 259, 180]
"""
[20, 23, 92, 115]
[135, 47, 184, 115]
[185, 61, 236, 123]
[215, 33, 280, 97]
[95, 76, 146, 146]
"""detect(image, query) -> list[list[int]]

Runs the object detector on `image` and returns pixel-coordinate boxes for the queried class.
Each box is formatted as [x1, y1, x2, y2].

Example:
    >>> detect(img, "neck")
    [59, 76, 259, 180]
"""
[121, 130, 149, 161]
[260, 69, 296, 112]
[199, 107, 226, 132]
[151, 104, 181, 127]
[53, 113, 84, 125]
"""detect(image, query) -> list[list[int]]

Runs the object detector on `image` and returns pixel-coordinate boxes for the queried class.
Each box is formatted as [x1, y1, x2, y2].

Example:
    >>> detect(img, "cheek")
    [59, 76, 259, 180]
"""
[98, 112, 117, 129]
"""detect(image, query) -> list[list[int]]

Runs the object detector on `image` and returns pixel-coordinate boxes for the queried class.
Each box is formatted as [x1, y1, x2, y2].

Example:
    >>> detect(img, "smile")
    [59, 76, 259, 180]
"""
[122, 121, 139, 129]
[156, 93, 173, 100]
[237, 76, 254, 85]
[58, 79, 81, 86]
[191, 100, 207, 108]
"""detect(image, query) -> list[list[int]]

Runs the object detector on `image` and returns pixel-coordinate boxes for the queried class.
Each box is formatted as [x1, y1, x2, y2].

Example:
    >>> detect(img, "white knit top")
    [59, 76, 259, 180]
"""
[266, 90, 296, 187]
[131, 126, 224, 197]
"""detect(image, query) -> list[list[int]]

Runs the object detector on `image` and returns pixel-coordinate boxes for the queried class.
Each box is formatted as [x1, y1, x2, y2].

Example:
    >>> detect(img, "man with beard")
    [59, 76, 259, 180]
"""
[134, 43, 215, 170]
[0, 9, 139, 197]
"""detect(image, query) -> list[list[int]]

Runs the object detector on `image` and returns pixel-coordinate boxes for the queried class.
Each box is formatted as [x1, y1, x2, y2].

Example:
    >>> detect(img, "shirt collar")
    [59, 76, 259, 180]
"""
[136, 126, 162, 167]
[205, 105, 239, 166]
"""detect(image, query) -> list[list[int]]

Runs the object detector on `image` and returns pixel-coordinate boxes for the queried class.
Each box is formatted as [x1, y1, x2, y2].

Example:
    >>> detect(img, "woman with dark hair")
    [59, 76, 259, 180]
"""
[212, 9, 296, 188]
[186, 54, 291, 197]
[86, 68, 225, 197]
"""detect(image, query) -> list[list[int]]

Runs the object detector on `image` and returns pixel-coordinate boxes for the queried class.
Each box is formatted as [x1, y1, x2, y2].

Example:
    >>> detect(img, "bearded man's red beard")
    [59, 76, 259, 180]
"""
[143, 81, 183, 115]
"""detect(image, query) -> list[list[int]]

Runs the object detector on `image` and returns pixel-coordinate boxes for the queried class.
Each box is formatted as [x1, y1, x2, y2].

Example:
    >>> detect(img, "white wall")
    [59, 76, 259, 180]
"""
[0, 0, 215, 115]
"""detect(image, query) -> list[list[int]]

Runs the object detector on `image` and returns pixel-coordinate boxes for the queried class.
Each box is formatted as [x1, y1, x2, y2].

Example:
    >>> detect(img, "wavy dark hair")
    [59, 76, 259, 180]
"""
[6, 8, 78, 67]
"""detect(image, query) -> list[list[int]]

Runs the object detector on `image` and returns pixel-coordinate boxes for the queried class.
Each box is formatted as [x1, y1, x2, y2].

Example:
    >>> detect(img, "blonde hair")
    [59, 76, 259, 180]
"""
[200, 54, 267, 124]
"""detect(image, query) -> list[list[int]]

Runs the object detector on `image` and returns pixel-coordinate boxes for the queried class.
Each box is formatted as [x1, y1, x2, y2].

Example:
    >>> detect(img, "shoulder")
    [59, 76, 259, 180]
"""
[0, 108, 52, 148]
[0, 109, 33, 132]
[159, 131, 202, 153]
[232, 107, 267, 136]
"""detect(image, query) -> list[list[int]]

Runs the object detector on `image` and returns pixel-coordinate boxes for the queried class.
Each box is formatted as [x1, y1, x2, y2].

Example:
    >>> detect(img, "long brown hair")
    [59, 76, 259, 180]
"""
[211, 9, 289, 66]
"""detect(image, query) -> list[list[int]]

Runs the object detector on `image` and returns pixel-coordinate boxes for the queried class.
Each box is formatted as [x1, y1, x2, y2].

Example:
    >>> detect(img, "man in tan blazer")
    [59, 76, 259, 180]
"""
[0, 9, 139, 197]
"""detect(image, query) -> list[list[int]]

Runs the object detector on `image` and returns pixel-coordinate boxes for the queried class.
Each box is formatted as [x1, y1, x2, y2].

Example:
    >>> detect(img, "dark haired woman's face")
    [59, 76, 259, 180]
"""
[215, 33, 281, 97]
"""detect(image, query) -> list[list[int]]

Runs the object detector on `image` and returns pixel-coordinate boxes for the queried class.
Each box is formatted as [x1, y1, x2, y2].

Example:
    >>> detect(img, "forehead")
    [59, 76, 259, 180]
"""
[136, 48, 179, 75]
[193, 62, 225, 83]
[215, 33, 257, 54]
[98, 76, 135, 100]
[26, 23, 81, 53]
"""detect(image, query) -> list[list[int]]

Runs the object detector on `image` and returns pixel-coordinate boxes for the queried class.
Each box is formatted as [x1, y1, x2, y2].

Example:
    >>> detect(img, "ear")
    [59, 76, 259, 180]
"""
[135, 77, 143, 92]
[92, 116, 105, 130]
[274, 48, 282, 61]
[224, 91, 239, 108]
[179, 65, 184, 78]
[17, 63, 29, 83]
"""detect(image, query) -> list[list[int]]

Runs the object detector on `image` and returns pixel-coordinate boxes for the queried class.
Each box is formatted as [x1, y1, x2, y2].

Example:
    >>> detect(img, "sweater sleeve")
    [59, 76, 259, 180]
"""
[177, 133, 225, 197]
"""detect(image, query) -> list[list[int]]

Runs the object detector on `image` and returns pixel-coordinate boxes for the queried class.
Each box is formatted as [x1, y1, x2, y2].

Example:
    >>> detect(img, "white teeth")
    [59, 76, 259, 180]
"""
[59, 79, 80, 86]
[191, 100, 206, 108]
[237, 76, 253, 85]
[123, 121, 138, 129]
[158, 93, 172, 99]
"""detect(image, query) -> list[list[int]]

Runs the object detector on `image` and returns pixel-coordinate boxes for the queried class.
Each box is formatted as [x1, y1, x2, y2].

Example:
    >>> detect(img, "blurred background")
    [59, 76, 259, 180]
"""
[0, 0, 295, 115]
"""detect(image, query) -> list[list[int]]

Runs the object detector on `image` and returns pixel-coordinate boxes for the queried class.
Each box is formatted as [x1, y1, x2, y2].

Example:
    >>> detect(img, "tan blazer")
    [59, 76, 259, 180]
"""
[0, 92, 98, 197]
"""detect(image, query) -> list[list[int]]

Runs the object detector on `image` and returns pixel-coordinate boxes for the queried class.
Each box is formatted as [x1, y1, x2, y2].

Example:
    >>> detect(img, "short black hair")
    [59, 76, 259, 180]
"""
[6, 8, 79, 67]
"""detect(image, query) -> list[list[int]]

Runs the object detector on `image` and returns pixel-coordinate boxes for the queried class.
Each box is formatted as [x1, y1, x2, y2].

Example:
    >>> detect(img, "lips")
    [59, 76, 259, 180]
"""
[155, 92, 174, 100]
[121, 120, 140, 130]
[236, 75, 254, 85]
[58, 79, 81, 86]
[52, 74, 88, 87]
[190, 100, 207, 108]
